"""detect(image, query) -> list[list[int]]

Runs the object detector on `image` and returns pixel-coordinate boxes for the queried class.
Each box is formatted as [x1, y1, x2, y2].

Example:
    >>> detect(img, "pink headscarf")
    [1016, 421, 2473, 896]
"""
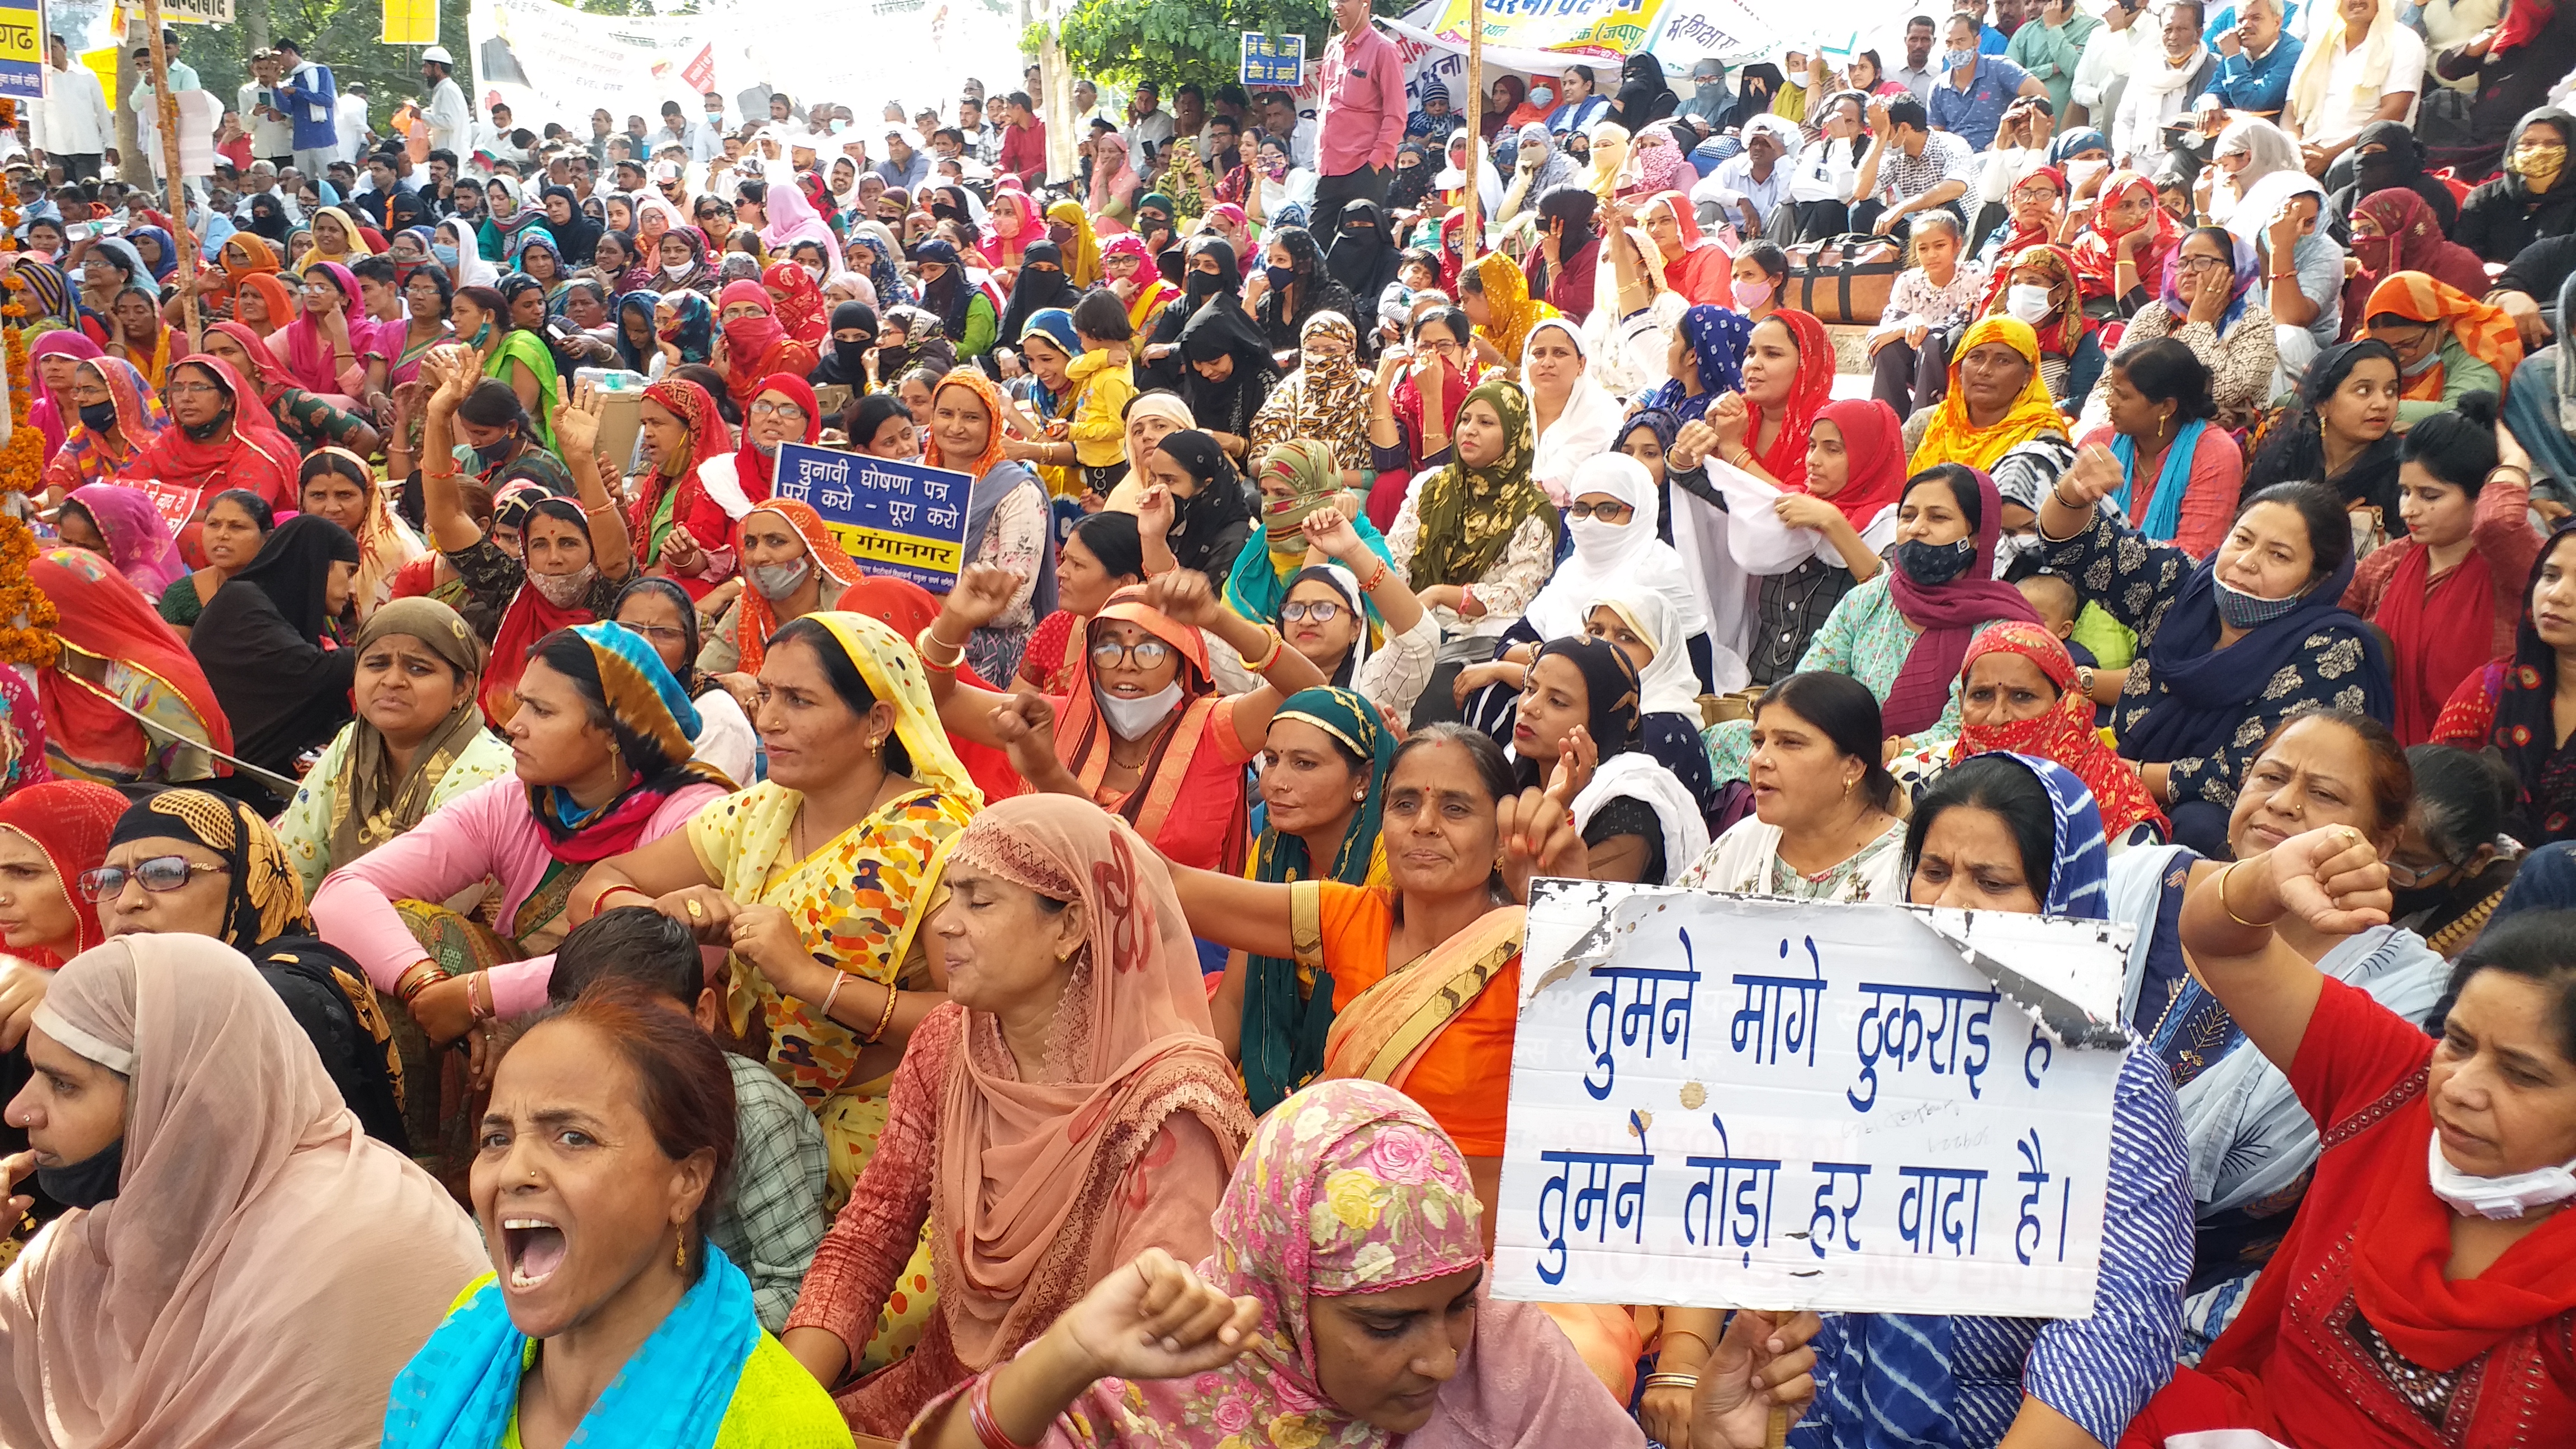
[274, 259, 361, 395]
[1099, 233, 1153, 269]
[1087, 131, 1140, 220]
[0, 935, 488, 1449]
[759, 169, 837, 255]
[67, 483, 185, 593]
[27, 330, 104, 462]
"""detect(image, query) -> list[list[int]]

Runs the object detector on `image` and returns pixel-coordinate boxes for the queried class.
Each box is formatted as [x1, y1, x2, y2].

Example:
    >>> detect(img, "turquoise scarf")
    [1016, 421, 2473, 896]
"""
[2109, 418, 2206, 544]
[381, 1243, 759, 1449]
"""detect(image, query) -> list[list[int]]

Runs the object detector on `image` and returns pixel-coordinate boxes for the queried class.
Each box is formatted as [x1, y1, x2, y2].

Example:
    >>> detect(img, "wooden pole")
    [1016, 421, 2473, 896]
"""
[139, 3, 202, 352]
[1460, 0, 1480, 261]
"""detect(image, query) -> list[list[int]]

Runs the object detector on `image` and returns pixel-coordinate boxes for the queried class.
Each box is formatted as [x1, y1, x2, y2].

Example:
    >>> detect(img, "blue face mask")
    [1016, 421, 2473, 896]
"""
[432, 242, 458, 268]
[469, 319, 494, 347]
[1265, 263, 1298, 292]
[1943, 48, 1977, 68]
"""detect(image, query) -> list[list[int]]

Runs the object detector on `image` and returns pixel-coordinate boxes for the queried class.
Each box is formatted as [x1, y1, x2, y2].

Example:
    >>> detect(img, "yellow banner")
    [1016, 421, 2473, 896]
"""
[382, 0, 438, 45]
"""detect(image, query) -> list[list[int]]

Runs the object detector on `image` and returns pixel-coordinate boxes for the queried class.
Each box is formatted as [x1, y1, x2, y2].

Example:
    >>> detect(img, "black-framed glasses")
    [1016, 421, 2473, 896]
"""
[1566, 500, 1635, 522]
[1090, 638, 1175, 670]
[1281, 600, 1347, 624]
[78, 856, 229, 902]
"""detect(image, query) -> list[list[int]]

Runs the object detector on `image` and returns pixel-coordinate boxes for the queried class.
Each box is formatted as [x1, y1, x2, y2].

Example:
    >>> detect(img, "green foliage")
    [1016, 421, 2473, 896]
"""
[169, 0, 471, 131]
[1053, 0, 1400, 92]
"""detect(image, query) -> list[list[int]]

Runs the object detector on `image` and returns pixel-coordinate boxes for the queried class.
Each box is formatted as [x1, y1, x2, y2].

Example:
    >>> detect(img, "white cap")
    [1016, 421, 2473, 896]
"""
[420, 45, 453, 65]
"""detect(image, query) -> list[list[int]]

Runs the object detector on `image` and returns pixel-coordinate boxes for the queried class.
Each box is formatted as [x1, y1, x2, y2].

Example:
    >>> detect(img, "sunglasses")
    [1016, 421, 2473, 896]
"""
[79, 855, 229, 902]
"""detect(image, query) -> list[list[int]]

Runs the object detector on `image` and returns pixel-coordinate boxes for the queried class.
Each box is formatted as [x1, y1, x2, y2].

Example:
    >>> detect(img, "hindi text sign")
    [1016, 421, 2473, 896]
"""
[0, 0, 44, 100]
[1240, 32, 1306, 90]
[770, 442, 973, 591]
[1496, 884, 2130, 1318]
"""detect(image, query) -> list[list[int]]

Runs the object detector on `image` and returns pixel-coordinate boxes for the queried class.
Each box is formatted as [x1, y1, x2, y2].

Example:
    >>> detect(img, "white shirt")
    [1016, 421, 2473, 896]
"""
[335, 92, 371, 162]
[34, 60, 112, 155]
[2304, 25, 2426, 148]
[2073, 17, 2160, 111]
[1787, 136, 1863, 204]
[690, 115, 729, 165]
[425, 75, 469, 157]
[239, 81, 295, 159]
[1124, 107, 1175, 168]
[1705, 154, 1791, 224]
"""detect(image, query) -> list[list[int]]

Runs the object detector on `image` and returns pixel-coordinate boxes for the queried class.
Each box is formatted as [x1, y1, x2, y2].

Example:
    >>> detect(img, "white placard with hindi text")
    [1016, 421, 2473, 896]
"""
[1494, 883, 2132, 1319]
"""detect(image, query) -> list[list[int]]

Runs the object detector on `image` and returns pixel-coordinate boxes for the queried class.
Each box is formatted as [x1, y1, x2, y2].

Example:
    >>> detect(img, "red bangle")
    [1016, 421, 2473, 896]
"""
[968, 1374, 1035, 1449]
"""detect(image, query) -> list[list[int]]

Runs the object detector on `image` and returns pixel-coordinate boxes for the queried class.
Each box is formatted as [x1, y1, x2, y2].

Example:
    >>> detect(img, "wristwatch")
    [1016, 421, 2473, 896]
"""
[2076, 664, 2097, 698]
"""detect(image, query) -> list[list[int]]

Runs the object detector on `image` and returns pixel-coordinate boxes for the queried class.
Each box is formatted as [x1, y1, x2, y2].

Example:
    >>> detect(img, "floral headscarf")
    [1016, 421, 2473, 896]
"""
[1469, 249, 1558, 364]
[1270, 311, 1368, 456]
[2362, 270, 2526, 401]
[1407, 377, 1556, 590]
[47, 356, 168, 489]
[1984, 242, 2090, 359]
[760, 259, 828, 343]
[1649, 303, 1752, 420]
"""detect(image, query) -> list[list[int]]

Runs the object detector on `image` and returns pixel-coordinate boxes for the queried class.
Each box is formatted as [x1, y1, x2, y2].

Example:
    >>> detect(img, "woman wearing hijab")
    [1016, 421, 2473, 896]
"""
[274, 597, 513, 906]
[1045, 198, 1104, 287]
[476, 177, 546, 263]
[652, 288, 718, 373]
[2455, 108, 2576, 265]
[1521, 634, 1709, 887]
[187, 514, 362, 795]
[1389, 378, 1561, 653]
[297, 447, 427, 623]
[120, 354, 302, 512]
[1645, 302, 1752, 424]
[1176, 295, 1280, 456]
[2070, 170, 2183, 318]
[2323, 122, 2461, 236]
[1322, 198, 1403, 318]
[37, 357, 165, 500]
[1254, 226, 1361, 360]
[806, 301, 877, 395]
[25, 331, 101, 464]
[649, 224, 719, 299]
[1521, 316, 1627, 504]
[1250, 311, 1373, 480]
[2039, 448, 2393, 855]
[27, 548, 230, 787]
[907, 239, 998, 362]
[2360, 271, 2525, 426]
[775, 794, 1252, 1437]
[56, 484, 183, 596]
[0, 934, 485, 1449]
[1460, 249, 1560, 372]
[760, 258, 828, 345]
[1138, 237, 1253, 395]
[1980, 240, 2104, 409]
[432, 216, 499, 291]
[242, 190, 294, 247]
[1611, 51, 1679, 129]
[536, 183, 599, 266]
[1137, 429, 1255, 583]
[2342, 190, 2492, 344]
[995, 240, 1079, 352]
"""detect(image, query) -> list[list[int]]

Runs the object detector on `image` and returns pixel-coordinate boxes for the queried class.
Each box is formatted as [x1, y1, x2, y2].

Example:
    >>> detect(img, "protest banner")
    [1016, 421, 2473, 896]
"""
[769, 442, 973, 592]
[135, 481, 201, 538]
[1495, 882, 2132, 1318]
[0, 0, 43, 101]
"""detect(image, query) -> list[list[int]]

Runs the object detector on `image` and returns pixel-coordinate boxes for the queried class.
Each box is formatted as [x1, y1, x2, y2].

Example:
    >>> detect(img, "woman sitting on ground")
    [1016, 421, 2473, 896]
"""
[2080, 226, 2275, 432]
[2241, 339, 2406, 540]
[2076, 338, 2244, 557]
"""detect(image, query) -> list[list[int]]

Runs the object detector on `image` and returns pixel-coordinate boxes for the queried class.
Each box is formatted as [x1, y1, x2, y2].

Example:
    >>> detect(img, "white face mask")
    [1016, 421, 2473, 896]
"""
[747, 558, 812, 599]
[2065, 158, 2109, 191]
[663, 261, 695, 278]
[2005, 284, 2054, 324]
[1093, 680, 1183, 739]
[1567, 514, 1630, 560]
[2426, 1134, 2576, 1220]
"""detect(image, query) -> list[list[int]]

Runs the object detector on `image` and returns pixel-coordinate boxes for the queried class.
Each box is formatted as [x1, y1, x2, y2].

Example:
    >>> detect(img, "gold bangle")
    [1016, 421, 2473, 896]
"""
[1247, 623, 1287, 674]
[863, 977, 900, 1044]
[395, 960, 444, 1004]
[2217, 859, 2282, 930]
[915, 624, 966, 671]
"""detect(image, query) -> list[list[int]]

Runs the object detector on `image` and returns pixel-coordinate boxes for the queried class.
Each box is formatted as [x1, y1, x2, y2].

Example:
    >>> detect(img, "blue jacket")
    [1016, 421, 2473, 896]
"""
[2200, 33, 2303, 112]
[273, 60, 338, 152]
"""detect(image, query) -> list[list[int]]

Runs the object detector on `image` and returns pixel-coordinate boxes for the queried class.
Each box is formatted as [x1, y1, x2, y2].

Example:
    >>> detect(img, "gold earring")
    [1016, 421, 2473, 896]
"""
[674, 1226, 686, 1271]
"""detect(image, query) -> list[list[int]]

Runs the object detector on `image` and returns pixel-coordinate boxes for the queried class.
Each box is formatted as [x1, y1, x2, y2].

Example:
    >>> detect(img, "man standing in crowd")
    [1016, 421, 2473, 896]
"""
[34, 35, 111, 183]
[337, 80, 372, 163]
[419, 45, 468, 159]
[1930, 10, 2047, 148]
[1124, 80, 1174, 174]
[272, 39, 339, 179]
[1889, 16, 1944, 101]
[240, 49, 296, 173]
[1312, 0, 1404, 245]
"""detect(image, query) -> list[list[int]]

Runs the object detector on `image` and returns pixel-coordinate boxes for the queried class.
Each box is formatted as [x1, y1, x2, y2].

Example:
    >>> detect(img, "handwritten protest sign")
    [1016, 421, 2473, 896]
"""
[1495, 883, 2132, 1319]
[770, 442, 973, 592]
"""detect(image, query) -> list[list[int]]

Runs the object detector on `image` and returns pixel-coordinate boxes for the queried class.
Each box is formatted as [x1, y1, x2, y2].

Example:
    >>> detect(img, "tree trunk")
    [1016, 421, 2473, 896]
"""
[241, 0, 271, 57]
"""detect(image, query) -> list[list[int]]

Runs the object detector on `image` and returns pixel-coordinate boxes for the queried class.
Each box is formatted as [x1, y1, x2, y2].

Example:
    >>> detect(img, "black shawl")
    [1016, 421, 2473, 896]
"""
[187, 515, 361, 786]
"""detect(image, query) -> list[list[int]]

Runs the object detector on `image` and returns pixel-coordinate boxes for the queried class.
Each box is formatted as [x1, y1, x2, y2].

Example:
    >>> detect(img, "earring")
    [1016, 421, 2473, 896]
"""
[674, 1225, 686, 1271]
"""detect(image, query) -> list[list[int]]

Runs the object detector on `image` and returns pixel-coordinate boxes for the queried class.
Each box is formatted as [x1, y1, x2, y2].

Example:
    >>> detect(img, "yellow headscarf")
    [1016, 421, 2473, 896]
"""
[803, 610, 986, 811]
[293, 205, 375, 272]
[1470, 250, 1559, 366]
[1908, 316, 2068, 475]
[1046, 198, 1102, 288]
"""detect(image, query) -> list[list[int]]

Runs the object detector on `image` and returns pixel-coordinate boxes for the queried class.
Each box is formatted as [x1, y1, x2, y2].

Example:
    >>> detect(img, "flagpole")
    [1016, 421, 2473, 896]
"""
[1461, 0, 1480, 261]
[139, 4, 202, 352]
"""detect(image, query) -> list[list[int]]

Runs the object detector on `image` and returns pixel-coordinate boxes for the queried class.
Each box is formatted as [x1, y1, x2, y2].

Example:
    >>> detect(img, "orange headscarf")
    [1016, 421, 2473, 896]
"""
[234, 272, 295, 339]
[2362, 271, 2525, 404]
[729, 499, 865, 679]
[920, 366, 1008, 479]
[215, 234, 282, 301]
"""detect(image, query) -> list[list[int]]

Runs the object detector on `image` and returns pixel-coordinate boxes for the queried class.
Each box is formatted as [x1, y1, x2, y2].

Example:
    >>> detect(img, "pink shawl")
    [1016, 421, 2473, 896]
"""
[759, 169, 837, 256]
[925, 1080, 1640, 1448]
[29, 330, 104, 463]
[68, 482, 184, 593]
[270, 259, 360, 394]
[0, 935, 487, 1449]
[1881, 466, 2044, 737]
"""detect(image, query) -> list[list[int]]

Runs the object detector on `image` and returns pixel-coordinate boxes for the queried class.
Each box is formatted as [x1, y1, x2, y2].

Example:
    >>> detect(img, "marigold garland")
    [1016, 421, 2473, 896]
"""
[0, 149, 57, 667]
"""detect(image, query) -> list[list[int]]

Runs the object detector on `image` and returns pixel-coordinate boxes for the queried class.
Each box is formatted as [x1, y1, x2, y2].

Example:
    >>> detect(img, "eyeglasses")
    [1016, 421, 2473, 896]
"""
[2009, 186, 2061, 203]
[1090, 638, 1175, 670]
[1280, 600, 1347, 624]
[748, 400, 808, 420]
[1566, 500, 1635, 522]
[78, 855, 229, 902]
[165, 382, 222, 398]
[2385, 853, 2465, 888]
[619, 622, 688, 645]
[2177, 254, 2233, 272]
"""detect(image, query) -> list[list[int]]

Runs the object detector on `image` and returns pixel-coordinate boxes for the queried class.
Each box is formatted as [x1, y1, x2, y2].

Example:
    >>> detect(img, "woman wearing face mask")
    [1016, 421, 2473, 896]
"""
[297, 447, 425, 622]
[758, 258, 828, 348]
[1138, 238, 1254, 396]
[2070, 170, 2182, 319]
[608, 576, 757, 787]
[995, 240, 1078, 352]
[187, 514, 364, 797]
[2119, 797, 2576, 1446]
[36, 358, 165, 503]
[2081, 226, 2276, 431]
[1725, 240, 1788, 324]
[1228, 438, 1391, 629]
[1177, 292, 1281, 459]
[699, 496, 866, 695]
[2076, 338, 2242, 556]
[1019, 511, 1148, 696]
[2337, 394, 2537, 744]
[1364, 306, 1480, 515]
[451, 282, 561, 452]
[1249, 311, 1372, 484]
[924, 368, 1058, 683]
[933, 565, 1326, 874]
[1252, 228, 1360, 362]
[2360, 271, 2526, 428]
[0, 935, 487, 1449]
[24, 331, 101, 466]
[709, 280, 821, 413]
[1936, 620, 2169, 844]
[1244, 501, 1436, 721]
[1524, 635, 1710, 887]
[121, 354, 301, 513]
[1134, 430, 1255, 584]
[2042, 443, 2393, 855]
[1518, 317, 1623, 505]
[650, 288, 718, 374]
[650, 225, 719, 299]
[807, 300, 878, 394]
[2244, 338, 2407, 536]
[2454, 109, 2576, 266]
[1983, 242, 2106, 409]
[432, 216, 498, 290]
[906, 238, 998, 363]
[2386, 744, 2524, 956]
[1903, 316, 2079, 528]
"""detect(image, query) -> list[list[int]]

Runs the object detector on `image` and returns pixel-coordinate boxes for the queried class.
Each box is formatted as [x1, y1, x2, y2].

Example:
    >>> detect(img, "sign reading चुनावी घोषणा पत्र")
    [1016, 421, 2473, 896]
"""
[770, 442, 974, 591]
[1494, 884, 2133, 1319]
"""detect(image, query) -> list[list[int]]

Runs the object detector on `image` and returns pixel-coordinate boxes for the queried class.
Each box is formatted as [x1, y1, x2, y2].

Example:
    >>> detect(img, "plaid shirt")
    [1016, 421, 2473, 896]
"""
[709, 1051, 830, 1332]
[1876, 129, 1976, 224]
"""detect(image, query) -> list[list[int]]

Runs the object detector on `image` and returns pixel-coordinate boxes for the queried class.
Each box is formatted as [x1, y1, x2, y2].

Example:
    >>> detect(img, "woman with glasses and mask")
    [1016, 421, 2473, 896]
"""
[2385, 743, 2522, 958]
[930, 565, 1327, 874]
[2360, 272, 2528, 429]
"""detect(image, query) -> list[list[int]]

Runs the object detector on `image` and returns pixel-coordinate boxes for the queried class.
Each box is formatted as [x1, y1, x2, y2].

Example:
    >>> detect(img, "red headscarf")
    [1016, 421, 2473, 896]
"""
[29, 547, 234, 780]
[633, 377, 741, 586]
[1948, 621, 2168, 840]
[1643, 192, 1734, 306]
[0, 779, 126, 967]
[125, 354, 301, 510]
[1985, 166, 2067, 268]
[1744, 308, 1836, 489]
[1880, 467, 2043, 737]
[1795, 397, 1908, 534]
[480, 491, 599, 726]
[760, 261, 829, 344]
[715, 279, 815, 410]
[731, 499, 866, 679]
[732, 372, 820, 503]
[2069, 171, 2180, 303]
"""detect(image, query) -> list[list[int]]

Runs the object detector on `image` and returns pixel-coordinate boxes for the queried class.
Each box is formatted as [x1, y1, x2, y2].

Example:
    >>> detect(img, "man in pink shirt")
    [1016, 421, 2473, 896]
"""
[1312, 0, 1404, 246]
[997, 89, 1048, 190]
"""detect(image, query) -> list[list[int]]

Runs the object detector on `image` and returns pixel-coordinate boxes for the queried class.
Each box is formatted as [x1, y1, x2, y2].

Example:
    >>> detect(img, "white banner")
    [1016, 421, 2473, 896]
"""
[1495, 883, 2133, 1319]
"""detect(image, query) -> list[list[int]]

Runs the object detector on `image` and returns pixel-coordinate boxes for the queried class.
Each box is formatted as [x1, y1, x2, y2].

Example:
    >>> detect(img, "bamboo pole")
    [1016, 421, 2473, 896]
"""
[1460, 0, 1480, 260]
[138, 4, 202, 352]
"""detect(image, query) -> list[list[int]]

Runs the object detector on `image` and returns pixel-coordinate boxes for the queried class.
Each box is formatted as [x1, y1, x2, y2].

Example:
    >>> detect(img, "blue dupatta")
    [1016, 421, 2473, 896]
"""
[382, 1242, 759, 1449]
[2109, 418, 2208, 543]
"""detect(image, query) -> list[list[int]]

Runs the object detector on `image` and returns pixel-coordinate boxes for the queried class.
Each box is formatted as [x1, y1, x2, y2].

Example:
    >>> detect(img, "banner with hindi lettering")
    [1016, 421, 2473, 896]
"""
[0, 0, 44, 101]
[770, 442, 973, 592]
[1494, 883, 2132, 1318]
